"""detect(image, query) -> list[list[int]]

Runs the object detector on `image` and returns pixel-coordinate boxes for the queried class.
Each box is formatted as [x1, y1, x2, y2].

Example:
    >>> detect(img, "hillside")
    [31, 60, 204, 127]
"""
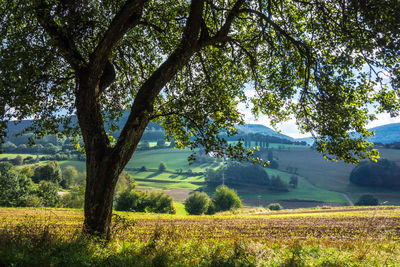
[368, 123, 400, 144]
[236, 124, 293, 140]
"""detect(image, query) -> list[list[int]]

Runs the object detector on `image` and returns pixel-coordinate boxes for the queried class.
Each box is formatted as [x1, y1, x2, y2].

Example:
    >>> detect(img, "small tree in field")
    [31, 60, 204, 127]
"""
[158, 162, 167, 172]
[212, 185, 242, 212]
[184, 192, 210, 215]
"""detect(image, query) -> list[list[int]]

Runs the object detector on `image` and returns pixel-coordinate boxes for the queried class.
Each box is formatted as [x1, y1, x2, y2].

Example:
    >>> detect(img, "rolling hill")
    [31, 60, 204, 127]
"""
[368, 123, 400, 144]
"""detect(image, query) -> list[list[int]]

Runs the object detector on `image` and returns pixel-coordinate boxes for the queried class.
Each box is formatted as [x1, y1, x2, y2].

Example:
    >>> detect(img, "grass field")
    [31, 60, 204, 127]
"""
[3, 144, 400, 207]
[0, 207, 399, 266]
[273, 147, 400, 204]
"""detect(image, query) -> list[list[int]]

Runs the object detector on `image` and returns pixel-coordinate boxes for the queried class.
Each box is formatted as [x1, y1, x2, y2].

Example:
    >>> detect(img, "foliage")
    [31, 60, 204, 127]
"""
[206, 161, 269, 186]
[11, 155, 23, 166]
[23, 195, 43, 207]
[269, 175, 289, 192]
[32, 161, 62, 185]
[0, 165, 35, 207]
[115, 189, 175, 214]
[350, 159, 400, 189]
[36, 181, 60, 207]
[184, 192, 210, 215]
[212, 185, 242, 212]
[61, 186, 85, 209]
[268, 160, 279, 169]
[267, 203, 283, 211]
[2, 0, 400, 236]
[158, 162, 167, 172]
[61, 166, 78, 189]
[355, 194, 379, 206]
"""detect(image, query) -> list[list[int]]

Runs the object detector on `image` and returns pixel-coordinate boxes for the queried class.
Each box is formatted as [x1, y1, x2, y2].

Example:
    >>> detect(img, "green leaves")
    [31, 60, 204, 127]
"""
[1, 0, 400, 164]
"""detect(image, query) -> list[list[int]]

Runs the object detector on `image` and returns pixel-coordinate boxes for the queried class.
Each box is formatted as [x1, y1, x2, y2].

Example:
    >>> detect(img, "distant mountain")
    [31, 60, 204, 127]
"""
[236, 124, 294, 141]
[295, 137, 314, 145]
[368, 123, 400, 144]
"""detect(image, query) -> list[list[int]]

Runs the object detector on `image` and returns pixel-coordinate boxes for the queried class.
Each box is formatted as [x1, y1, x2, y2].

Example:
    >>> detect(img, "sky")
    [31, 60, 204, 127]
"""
[245, 113, 400, 139]
[241, 89, 400, 139]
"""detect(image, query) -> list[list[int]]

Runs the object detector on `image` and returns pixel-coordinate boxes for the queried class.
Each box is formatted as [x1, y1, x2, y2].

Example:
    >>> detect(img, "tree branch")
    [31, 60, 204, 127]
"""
[90, 0, 148, 79]
[199, 0, 246, 47]
[240, 8, 311, 58]
[33, 1, 85, 70]
[111, 0, 206, 169]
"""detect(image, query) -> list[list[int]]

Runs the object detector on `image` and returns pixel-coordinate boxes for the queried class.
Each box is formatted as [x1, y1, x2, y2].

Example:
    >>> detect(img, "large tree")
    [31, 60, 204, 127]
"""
[1, 0, 399, 237]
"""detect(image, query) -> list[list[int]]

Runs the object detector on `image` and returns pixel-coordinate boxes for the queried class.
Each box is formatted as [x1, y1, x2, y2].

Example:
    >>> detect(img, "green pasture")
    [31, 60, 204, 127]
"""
[273, 148, 400, 204]
[128, 170, 204, 190]
[237, 168, 347, 203]
[0, 153, 40, 160]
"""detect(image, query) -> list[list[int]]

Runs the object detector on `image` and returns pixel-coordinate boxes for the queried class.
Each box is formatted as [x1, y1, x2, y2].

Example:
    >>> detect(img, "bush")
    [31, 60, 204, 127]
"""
[139, 165, 147, 171]
[24, 194, 43, 207]
[32, 161, 62, 185]
[184, 192, 210, 215]
[269, 175, 289, 192]
[11, 155, 24, 166]
[61, 186, 85, 209]
[158, 162, 167, 171]
[355, 194, 379, 206]
[115, 189, 176, 214]
[212, 185, 242, 212]
[269, 160, 279, 169]
[36, 181, 60, 207]
[0, 166, 35, 207]
[267, 203, 283, 211]
[61, 166, 79, 189]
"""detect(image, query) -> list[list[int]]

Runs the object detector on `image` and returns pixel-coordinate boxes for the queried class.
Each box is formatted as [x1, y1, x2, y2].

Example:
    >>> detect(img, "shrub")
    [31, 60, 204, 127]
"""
[11, 155, 24, 166]
[270, 175, 289, 192]
[0, 167, 35, 207]
[115, 189, 175, 214]
[36, 181, 60, 207]
[355, 194, 379, 206]
[269, 160, 279, 169]
[140, 165, 147, 171]
[267, 203, 283, 211]
[61, 166, 79, 189]
[158, 162, 167, 171]
[212, 185, 242, 212]
[24, 194, 43, 207]
[61, 186, 85, 209]
[184, 192, 210, 215]
[32, 161, 62, 185]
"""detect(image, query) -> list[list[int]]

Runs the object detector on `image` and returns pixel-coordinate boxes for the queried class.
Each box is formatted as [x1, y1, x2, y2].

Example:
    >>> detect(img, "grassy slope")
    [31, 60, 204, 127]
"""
[274, 147, 400, 204]
[3, 145, 400, 205]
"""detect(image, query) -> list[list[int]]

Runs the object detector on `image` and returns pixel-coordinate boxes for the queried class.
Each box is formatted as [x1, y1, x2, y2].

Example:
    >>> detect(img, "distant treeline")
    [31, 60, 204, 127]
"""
[205, 161, 298, 192]
[374, 142, 400, 149]
[5, 120, 307, 149]
[350, 159, 400, 189]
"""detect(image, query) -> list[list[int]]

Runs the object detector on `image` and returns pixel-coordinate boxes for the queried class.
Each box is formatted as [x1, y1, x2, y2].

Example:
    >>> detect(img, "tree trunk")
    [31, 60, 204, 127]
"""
[83, 156, 119, 239]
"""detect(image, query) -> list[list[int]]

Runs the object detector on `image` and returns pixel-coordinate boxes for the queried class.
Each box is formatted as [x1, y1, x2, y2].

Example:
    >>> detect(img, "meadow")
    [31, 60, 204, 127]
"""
[0, 206, 399, 266]
[3, 144, 400, 207]
[274, 147, 400, 205]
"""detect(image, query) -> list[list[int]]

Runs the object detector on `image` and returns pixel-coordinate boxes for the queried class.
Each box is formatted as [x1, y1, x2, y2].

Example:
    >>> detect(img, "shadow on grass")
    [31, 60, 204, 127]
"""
[146, 171, 163, 178]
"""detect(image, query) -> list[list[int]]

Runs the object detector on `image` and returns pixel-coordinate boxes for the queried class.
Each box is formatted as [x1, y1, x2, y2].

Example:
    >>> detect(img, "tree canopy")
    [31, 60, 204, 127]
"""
[1, 0, 399, 237]
[1, 0, 399, 162]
